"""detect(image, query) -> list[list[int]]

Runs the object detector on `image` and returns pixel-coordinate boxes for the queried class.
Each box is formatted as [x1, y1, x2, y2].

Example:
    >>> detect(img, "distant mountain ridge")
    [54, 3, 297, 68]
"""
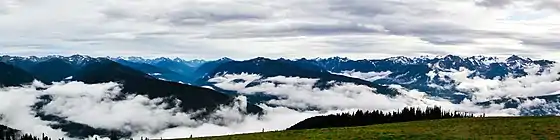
[2, 54, 555, 96]
[296, 55, 555, 100]
[1, 54, 557, 103]
[118, 56, 207, 67]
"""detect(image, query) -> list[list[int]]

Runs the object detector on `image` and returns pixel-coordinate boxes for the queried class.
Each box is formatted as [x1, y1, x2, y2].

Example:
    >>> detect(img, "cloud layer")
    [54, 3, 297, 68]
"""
[1, 0, 560, 60]
[1, 63, 560, 139]
[0, 81, 344, 139]
[208, 70, 560, 116]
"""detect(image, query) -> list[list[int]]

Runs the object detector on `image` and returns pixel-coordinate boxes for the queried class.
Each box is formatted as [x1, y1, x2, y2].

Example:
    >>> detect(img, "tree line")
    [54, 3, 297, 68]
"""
[1, 131, 64, 140]
[287, 106, 482, 130]
[0, 125, 157, 140]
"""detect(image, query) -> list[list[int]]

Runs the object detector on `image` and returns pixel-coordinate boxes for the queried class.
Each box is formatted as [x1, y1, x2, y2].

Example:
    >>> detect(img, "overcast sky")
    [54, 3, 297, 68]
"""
[0, 0, 559, 60]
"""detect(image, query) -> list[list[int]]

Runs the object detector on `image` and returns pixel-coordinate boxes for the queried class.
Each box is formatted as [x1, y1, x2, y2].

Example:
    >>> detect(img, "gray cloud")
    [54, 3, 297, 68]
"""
[208, 22, 385, 39]
[0, 0, 559, 60]
[520, 37, 560, 47]
[100, 1, 272, 26]
[534, 1, 560, 11]
[328, 0, 405, 17]
[475, 0, 514, 8]
[475, 0, 560, 11]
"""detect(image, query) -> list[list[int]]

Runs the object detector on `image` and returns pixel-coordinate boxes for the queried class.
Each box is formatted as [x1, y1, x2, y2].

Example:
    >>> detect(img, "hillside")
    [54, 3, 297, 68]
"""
[114, 59, 193, 83]
[0, 62, 36, 87]
[71, 58, 262, 113]
[0, 124, 22, 139]
[172, 117, 560, 140]
[28, 58, 78, 83]
[192, 57, 233, 83]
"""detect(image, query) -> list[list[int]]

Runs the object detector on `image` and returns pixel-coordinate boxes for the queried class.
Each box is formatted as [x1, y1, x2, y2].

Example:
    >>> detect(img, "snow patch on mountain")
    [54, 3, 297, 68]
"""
[333, 71, 392, 81]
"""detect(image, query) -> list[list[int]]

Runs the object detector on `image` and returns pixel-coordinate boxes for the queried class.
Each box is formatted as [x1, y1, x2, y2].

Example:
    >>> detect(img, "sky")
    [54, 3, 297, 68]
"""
[0, 0, 560, 60]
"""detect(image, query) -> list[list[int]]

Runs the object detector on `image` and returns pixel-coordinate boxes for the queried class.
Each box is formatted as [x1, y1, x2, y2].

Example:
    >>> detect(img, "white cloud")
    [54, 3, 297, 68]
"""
[436, 65, 560, 101]
[40, 82, 195, 133]
[208, 73, 551, 116]
[331, 62, 560, 103]
[0, 0, 560, 60]
[0, 81, 346, 139]
[0, 81, 67, 139]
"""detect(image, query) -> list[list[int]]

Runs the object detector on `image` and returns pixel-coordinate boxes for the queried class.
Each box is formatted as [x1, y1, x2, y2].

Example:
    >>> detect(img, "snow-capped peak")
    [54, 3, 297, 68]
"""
[385, 56, 414, 64]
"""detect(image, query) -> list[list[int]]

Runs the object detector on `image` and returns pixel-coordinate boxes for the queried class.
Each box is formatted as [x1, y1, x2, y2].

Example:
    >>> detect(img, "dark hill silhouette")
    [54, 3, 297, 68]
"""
[0, 62, 36, 87]
[28, 58, 78, 83]
[0, 124, 22, 140]
[288, 106, 476, 130]
[71, 58, 262, 113]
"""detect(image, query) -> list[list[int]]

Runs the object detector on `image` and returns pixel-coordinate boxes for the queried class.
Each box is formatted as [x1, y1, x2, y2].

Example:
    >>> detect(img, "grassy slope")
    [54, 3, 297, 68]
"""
[173, 117, 560, 140]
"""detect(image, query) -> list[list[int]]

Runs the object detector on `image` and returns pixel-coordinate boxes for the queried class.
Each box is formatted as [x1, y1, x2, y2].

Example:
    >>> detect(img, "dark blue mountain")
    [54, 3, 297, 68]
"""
[1, 55, 98, 68]
[1, 55, 43, 72]
[152, 59, 196, 80]
[27, 58, 79, 83]
[113, 59, 193, 84]
[117, 57, 207, 83]
[192, 57, 234, 83]
[121, 57, 206, 68]
[306, 55, 553, 77]
[70, 58, 262, 113]
[0, 62, 36, 87]
[200, 57, 399, 105]
[0, 55, 101, 83]
[296, 55, 555, 102]
[144, 57, 199, 82]
[205, 57, 391, 89]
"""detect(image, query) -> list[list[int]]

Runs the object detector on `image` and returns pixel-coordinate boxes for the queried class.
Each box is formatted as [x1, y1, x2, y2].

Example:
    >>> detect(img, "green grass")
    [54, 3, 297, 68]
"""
[170, 117, 560, 140]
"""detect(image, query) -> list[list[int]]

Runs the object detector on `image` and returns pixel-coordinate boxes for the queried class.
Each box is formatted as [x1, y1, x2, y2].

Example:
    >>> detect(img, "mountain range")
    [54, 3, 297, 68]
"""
[0, 54, 558, 139]
[1, 54, 557, 100]
[1, 54, 557, 102]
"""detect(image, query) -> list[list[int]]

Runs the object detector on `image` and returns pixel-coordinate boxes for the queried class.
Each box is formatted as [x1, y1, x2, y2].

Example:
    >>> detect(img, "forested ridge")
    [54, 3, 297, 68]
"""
[288, 106, 480, 130]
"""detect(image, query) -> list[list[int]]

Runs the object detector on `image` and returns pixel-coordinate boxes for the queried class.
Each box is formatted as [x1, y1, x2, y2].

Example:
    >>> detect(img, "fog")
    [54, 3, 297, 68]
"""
[0, 81, 344, 139]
